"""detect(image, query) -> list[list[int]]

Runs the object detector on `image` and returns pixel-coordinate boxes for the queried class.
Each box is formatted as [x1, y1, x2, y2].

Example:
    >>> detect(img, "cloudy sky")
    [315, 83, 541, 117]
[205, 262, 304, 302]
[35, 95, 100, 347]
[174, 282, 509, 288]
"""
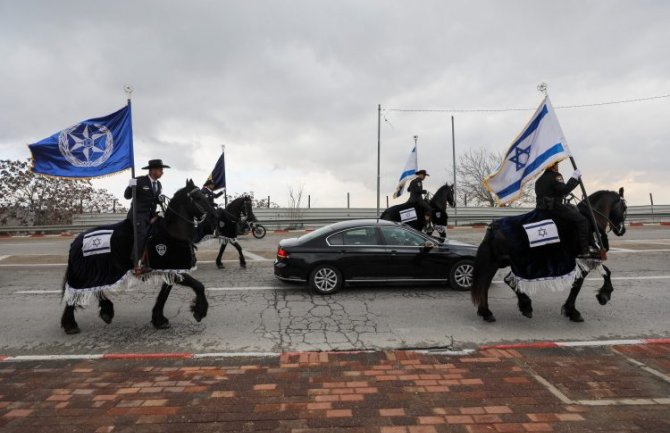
[1, 0, 669, 207]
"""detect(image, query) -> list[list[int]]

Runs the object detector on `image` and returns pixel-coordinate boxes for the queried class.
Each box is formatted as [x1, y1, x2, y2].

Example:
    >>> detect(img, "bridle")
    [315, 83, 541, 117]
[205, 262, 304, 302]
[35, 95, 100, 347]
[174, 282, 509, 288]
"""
[162, 187, 213, 227]
[585, 195, 627, 235]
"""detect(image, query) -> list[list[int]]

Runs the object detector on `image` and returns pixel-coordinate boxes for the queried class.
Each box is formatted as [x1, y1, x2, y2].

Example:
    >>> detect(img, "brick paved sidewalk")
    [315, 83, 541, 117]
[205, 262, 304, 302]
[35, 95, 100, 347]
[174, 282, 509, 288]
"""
[1, 344, 669, 433]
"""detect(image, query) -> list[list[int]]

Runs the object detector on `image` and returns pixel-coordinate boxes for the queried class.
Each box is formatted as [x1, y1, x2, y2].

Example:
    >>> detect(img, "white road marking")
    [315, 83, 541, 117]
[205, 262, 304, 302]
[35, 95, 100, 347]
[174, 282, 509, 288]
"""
[13, 274, 670, 295]
[0, 259, 269, 267]
[493, 274, 670, 284]
[242, 251, 271, 261]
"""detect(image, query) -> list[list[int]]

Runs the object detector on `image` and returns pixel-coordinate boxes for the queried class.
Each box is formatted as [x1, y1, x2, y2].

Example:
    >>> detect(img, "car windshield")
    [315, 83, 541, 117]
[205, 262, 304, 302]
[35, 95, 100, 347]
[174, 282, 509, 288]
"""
[380, 226, 429, 246]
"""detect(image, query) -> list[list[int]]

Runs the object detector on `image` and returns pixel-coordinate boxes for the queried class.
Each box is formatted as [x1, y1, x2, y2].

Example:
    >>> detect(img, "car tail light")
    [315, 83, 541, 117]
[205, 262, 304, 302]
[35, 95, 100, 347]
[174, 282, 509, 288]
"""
[277, 247, 289, 260]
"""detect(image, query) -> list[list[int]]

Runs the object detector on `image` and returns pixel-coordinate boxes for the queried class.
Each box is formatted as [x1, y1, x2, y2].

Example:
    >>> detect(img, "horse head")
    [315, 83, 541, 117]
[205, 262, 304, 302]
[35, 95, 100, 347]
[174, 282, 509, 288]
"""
[431, 182, 455, 211]
[581, 188, 627, 237]
[182, 179, 218, 232]
[242, 195, 257, 221]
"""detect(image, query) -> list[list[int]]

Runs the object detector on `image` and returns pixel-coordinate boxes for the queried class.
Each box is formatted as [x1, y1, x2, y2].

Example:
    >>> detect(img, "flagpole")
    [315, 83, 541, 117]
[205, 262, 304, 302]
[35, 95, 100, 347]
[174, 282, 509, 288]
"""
[451, 115, 458, 224]
[376, 104, 381, 219]
[222, 144, 228, 207]
[125, 85, 140, 270]
[541, 84, 605, 254]
[413, 135, 418, 168]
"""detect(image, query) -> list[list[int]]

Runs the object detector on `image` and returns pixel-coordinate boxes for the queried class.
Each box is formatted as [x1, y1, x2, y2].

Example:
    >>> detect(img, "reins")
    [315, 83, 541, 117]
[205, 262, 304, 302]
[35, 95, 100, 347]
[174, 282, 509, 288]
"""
[163, 188, 210, 227]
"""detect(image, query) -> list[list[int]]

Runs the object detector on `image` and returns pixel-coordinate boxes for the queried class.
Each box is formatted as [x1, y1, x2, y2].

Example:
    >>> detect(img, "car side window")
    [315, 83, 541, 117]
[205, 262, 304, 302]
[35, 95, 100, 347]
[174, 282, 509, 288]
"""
[328, 227, 379, 246]
[380, 226, 426, 246]
[327, 232, 344, 245]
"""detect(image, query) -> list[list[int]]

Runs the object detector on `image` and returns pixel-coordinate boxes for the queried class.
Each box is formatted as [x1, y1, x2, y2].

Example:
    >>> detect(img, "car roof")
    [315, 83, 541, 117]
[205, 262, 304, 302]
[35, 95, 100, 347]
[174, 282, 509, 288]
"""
[323, 219, 400, 231]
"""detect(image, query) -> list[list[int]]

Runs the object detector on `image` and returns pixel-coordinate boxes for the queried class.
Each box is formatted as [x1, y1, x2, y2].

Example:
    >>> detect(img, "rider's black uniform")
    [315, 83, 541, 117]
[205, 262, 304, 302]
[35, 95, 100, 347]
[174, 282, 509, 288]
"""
[124, 175, 162, 257]
[407, 177, 432, 217]
[535, 169, 590, 255]
[200, 186, 223, 208]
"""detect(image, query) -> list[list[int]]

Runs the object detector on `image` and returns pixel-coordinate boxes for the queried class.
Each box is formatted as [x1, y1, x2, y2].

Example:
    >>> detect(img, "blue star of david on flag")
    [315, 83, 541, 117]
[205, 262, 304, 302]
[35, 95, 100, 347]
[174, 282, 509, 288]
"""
[29, 104, 134, 178]
[509, 146, 531, 171]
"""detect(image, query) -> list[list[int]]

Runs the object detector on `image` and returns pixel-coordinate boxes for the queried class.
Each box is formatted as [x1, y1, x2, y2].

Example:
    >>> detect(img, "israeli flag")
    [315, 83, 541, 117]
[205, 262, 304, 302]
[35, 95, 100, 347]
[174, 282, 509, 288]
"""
[523, 219, 560, 247]
[484, 96, 571, 205]
[28, 104, 134, 178]
[392, 145, 417, 198]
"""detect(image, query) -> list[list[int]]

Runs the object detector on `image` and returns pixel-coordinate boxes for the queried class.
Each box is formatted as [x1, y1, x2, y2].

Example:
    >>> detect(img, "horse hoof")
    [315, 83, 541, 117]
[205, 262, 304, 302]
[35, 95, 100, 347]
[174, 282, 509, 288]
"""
[240, 262, 247, 268]
[100, 313, 113, 324]
[152, 319, 171, 329]
[63, 325, 81, 335]
[216, 262, 225, 269]
[596, 293, 609, 305]
[569, 312, 584, 322]
[483, 314, 496, 323]
[522, 311, 533, 319]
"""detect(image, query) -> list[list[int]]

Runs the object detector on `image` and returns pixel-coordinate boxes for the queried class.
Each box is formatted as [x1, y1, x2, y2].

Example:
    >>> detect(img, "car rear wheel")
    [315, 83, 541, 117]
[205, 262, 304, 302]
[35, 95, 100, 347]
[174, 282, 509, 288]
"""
[309, 265, 343, 295]
[449, 259, 474, 291]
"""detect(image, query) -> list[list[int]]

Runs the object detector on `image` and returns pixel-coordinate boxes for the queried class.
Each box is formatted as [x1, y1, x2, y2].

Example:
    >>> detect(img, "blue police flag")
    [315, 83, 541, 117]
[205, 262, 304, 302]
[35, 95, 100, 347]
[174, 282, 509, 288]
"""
[206, 150, 226, 189]
[29, 104, 134, 178]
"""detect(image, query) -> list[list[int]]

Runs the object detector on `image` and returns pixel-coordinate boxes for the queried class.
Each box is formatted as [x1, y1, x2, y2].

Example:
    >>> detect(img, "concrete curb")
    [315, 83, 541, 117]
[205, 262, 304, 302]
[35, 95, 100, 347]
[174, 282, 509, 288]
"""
[2, 338, 669, 363]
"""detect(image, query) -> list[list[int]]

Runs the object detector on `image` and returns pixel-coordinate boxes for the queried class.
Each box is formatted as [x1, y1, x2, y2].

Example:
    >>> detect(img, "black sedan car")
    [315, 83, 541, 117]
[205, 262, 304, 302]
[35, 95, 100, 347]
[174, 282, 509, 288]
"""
[274, 219, 477, 294]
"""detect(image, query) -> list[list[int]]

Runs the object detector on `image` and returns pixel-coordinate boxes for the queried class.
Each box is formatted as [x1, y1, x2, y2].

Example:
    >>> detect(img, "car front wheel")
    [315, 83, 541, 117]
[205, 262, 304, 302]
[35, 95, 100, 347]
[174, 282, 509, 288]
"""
[449, 259, 474, 291]
[309, 265, 343, 295]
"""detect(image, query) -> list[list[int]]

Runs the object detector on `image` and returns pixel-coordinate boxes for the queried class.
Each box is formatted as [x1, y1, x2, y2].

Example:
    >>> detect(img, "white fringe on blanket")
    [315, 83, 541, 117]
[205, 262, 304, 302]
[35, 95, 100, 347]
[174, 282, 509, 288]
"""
[63, 267, 196, 307]
[506, 258, 605, 295]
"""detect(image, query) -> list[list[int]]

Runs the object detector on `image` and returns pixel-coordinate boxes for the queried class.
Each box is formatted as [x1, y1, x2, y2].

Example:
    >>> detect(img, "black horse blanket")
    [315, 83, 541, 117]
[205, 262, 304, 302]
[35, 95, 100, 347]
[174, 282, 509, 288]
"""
[495, 209, 585, 292]
[64, 219, 196, 305]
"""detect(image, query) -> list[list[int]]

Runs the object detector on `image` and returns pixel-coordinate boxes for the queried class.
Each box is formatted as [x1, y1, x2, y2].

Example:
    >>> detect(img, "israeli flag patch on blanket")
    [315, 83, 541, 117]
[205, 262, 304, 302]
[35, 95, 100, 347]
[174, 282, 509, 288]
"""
[82, 229, 113, 256]
[400, 208, 418, 223]
[523, 219, 560, 248]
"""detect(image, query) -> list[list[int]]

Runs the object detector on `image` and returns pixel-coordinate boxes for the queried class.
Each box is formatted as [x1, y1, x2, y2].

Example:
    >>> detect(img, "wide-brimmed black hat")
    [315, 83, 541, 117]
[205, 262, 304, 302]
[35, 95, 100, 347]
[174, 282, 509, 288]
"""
[415, 169, 429, 176]
[142, 159, 171, 170]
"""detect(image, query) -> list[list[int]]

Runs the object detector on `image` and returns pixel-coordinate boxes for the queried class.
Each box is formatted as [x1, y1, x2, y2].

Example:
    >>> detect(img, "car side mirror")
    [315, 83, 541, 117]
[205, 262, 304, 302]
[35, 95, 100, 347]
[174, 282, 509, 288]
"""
[421, 241, 435, 252]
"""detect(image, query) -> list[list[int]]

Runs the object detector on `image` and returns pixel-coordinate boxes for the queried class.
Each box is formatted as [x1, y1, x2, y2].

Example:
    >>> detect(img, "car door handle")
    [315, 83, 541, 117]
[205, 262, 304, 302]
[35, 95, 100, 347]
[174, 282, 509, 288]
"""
[390, 250, 398, 255]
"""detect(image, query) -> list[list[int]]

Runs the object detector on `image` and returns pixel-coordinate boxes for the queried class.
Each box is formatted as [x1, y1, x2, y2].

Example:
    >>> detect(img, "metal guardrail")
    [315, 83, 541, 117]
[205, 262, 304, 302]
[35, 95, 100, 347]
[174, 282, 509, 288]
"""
[1, 206, 669, 234]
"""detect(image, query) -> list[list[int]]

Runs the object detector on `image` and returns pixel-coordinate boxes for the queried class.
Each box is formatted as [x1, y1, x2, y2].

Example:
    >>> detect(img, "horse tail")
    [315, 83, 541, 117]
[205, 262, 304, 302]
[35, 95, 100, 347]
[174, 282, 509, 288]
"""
[61, 265, 68, 299]
[471, 225, 498, 307]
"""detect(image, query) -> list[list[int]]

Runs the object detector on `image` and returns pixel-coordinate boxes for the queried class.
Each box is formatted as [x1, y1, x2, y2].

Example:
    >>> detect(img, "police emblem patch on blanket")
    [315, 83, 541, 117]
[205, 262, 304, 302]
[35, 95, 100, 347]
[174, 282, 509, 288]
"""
[400, 208, 418, 223]
[523, 219, 560, 248]
[82, 229, 113, 257]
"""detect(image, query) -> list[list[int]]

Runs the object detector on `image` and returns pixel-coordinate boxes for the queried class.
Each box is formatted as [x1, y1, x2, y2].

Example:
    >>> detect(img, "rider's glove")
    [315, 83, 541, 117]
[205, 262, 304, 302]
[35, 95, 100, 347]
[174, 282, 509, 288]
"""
[128, 178, 137, 187]
[571, 169, 581, 180]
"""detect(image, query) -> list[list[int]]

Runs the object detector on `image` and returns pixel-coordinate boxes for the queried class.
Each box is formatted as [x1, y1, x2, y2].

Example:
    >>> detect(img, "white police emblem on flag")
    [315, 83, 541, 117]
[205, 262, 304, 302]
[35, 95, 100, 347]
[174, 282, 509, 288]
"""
[58, 123, 114, 167]
[156, 244, 167, 256]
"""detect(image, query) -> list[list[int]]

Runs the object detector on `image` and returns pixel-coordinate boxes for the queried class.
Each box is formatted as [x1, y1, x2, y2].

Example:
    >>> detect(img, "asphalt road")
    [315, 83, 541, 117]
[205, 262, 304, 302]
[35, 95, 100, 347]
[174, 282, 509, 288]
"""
[1, 226, 669, 356]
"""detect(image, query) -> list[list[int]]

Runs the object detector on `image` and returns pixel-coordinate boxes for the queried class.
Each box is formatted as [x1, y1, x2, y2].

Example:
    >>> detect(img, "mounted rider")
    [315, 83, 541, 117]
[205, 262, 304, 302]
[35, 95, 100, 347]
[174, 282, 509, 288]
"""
[201, 179, 223, 208]
[407, 169, 432, 224]
[124, 159, 170, 267]
[534, 161, 592, 258]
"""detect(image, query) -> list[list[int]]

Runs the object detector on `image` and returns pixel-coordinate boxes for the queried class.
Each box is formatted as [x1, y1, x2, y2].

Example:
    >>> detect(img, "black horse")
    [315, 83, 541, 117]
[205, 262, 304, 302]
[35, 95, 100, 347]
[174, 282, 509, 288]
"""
[380, 182, 455, 240]
[195, 195, 257, 269]
[61, 180, 217, 334]
[471, 188, 627, 323]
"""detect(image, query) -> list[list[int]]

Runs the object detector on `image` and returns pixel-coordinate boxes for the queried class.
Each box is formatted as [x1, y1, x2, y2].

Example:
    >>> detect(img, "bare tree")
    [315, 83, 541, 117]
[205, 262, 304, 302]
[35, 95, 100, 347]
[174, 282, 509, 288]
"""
[287, 185, 305, 229]
[456, 148, 534, 207]
[0, 159, 125, 226]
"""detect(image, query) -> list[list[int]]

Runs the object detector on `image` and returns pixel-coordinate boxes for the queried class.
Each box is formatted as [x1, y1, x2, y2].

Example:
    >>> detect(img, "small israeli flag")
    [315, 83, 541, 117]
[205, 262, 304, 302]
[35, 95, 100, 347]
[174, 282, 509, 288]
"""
[393, 145, 417, 198]
[82, 229, 114, 257]
[523, 219, 560, 247]
[484, 96, 571, 205]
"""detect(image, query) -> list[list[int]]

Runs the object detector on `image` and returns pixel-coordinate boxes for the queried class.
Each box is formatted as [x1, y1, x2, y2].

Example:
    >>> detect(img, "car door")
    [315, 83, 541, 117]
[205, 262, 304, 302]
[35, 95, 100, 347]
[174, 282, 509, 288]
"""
[379, 226, 450, 280]
[326, 227, 388, 280]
